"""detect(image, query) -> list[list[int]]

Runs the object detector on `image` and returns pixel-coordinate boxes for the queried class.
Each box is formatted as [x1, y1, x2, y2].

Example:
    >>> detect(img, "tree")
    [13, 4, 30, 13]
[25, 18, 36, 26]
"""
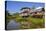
[5, 10, 10, 16]
[42, 8, 45, 12]
[20, 7, 30, 10]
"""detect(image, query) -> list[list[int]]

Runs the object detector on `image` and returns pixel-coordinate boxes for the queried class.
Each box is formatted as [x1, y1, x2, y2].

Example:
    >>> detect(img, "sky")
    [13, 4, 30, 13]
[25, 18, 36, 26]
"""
[6, 1, 45, 14]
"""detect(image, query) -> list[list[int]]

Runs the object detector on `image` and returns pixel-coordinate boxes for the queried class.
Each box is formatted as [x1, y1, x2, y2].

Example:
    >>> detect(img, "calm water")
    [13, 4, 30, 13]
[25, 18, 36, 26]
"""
[7, 20, 21, 30]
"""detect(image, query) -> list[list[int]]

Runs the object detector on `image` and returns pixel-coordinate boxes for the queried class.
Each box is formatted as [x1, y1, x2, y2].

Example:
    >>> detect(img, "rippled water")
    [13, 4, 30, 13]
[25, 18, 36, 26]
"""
[7, 20, 21, 30]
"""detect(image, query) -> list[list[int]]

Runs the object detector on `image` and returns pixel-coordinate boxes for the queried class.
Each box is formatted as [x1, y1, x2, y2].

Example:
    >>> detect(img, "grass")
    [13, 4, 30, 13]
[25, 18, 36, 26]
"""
[15, 16, 45, 29]
[27, 16, 45, 28]
[6, 14, 45, 29]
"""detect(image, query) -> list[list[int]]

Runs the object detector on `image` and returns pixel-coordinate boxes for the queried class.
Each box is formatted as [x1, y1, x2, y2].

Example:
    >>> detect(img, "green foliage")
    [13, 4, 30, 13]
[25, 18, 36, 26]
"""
[27, 17, 45, 28]
[6, 11, 45, 29]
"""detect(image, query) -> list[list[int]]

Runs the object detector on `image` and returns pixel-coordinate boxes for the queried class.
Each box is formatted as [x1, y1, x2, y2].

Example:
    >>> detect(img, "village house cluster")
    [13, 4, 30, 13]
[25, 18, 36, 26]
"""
[19, 7, 45, 18]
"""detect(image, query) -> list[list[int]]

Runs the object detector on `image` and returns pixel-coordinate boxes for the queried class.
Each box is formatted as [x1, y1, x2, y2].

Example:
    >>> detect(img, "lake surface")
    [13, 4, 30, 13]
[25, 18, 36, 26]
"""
[7, 20, 21, 30]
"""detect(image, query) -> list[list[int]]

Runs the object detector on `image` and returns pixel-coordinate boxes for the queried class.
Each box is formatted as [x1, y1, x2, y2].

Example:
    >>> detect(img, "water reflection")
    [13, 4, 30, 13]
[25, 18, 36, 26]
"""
[7, 20, 21, 30]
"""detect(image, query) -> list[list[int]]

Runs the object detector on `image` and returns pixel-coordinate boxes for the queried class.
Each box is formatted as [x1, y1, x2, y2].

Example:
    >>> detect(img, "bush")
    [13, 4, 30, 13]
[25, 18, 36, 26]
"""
[32, 14, 43, 18]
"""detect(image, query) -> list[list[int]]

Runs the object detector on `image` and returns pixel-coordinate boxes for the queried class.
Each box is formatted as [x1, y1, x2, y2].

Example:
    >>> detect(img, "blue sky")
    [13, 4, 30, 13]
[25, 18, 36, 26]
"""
[6, 1, 44, 13]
